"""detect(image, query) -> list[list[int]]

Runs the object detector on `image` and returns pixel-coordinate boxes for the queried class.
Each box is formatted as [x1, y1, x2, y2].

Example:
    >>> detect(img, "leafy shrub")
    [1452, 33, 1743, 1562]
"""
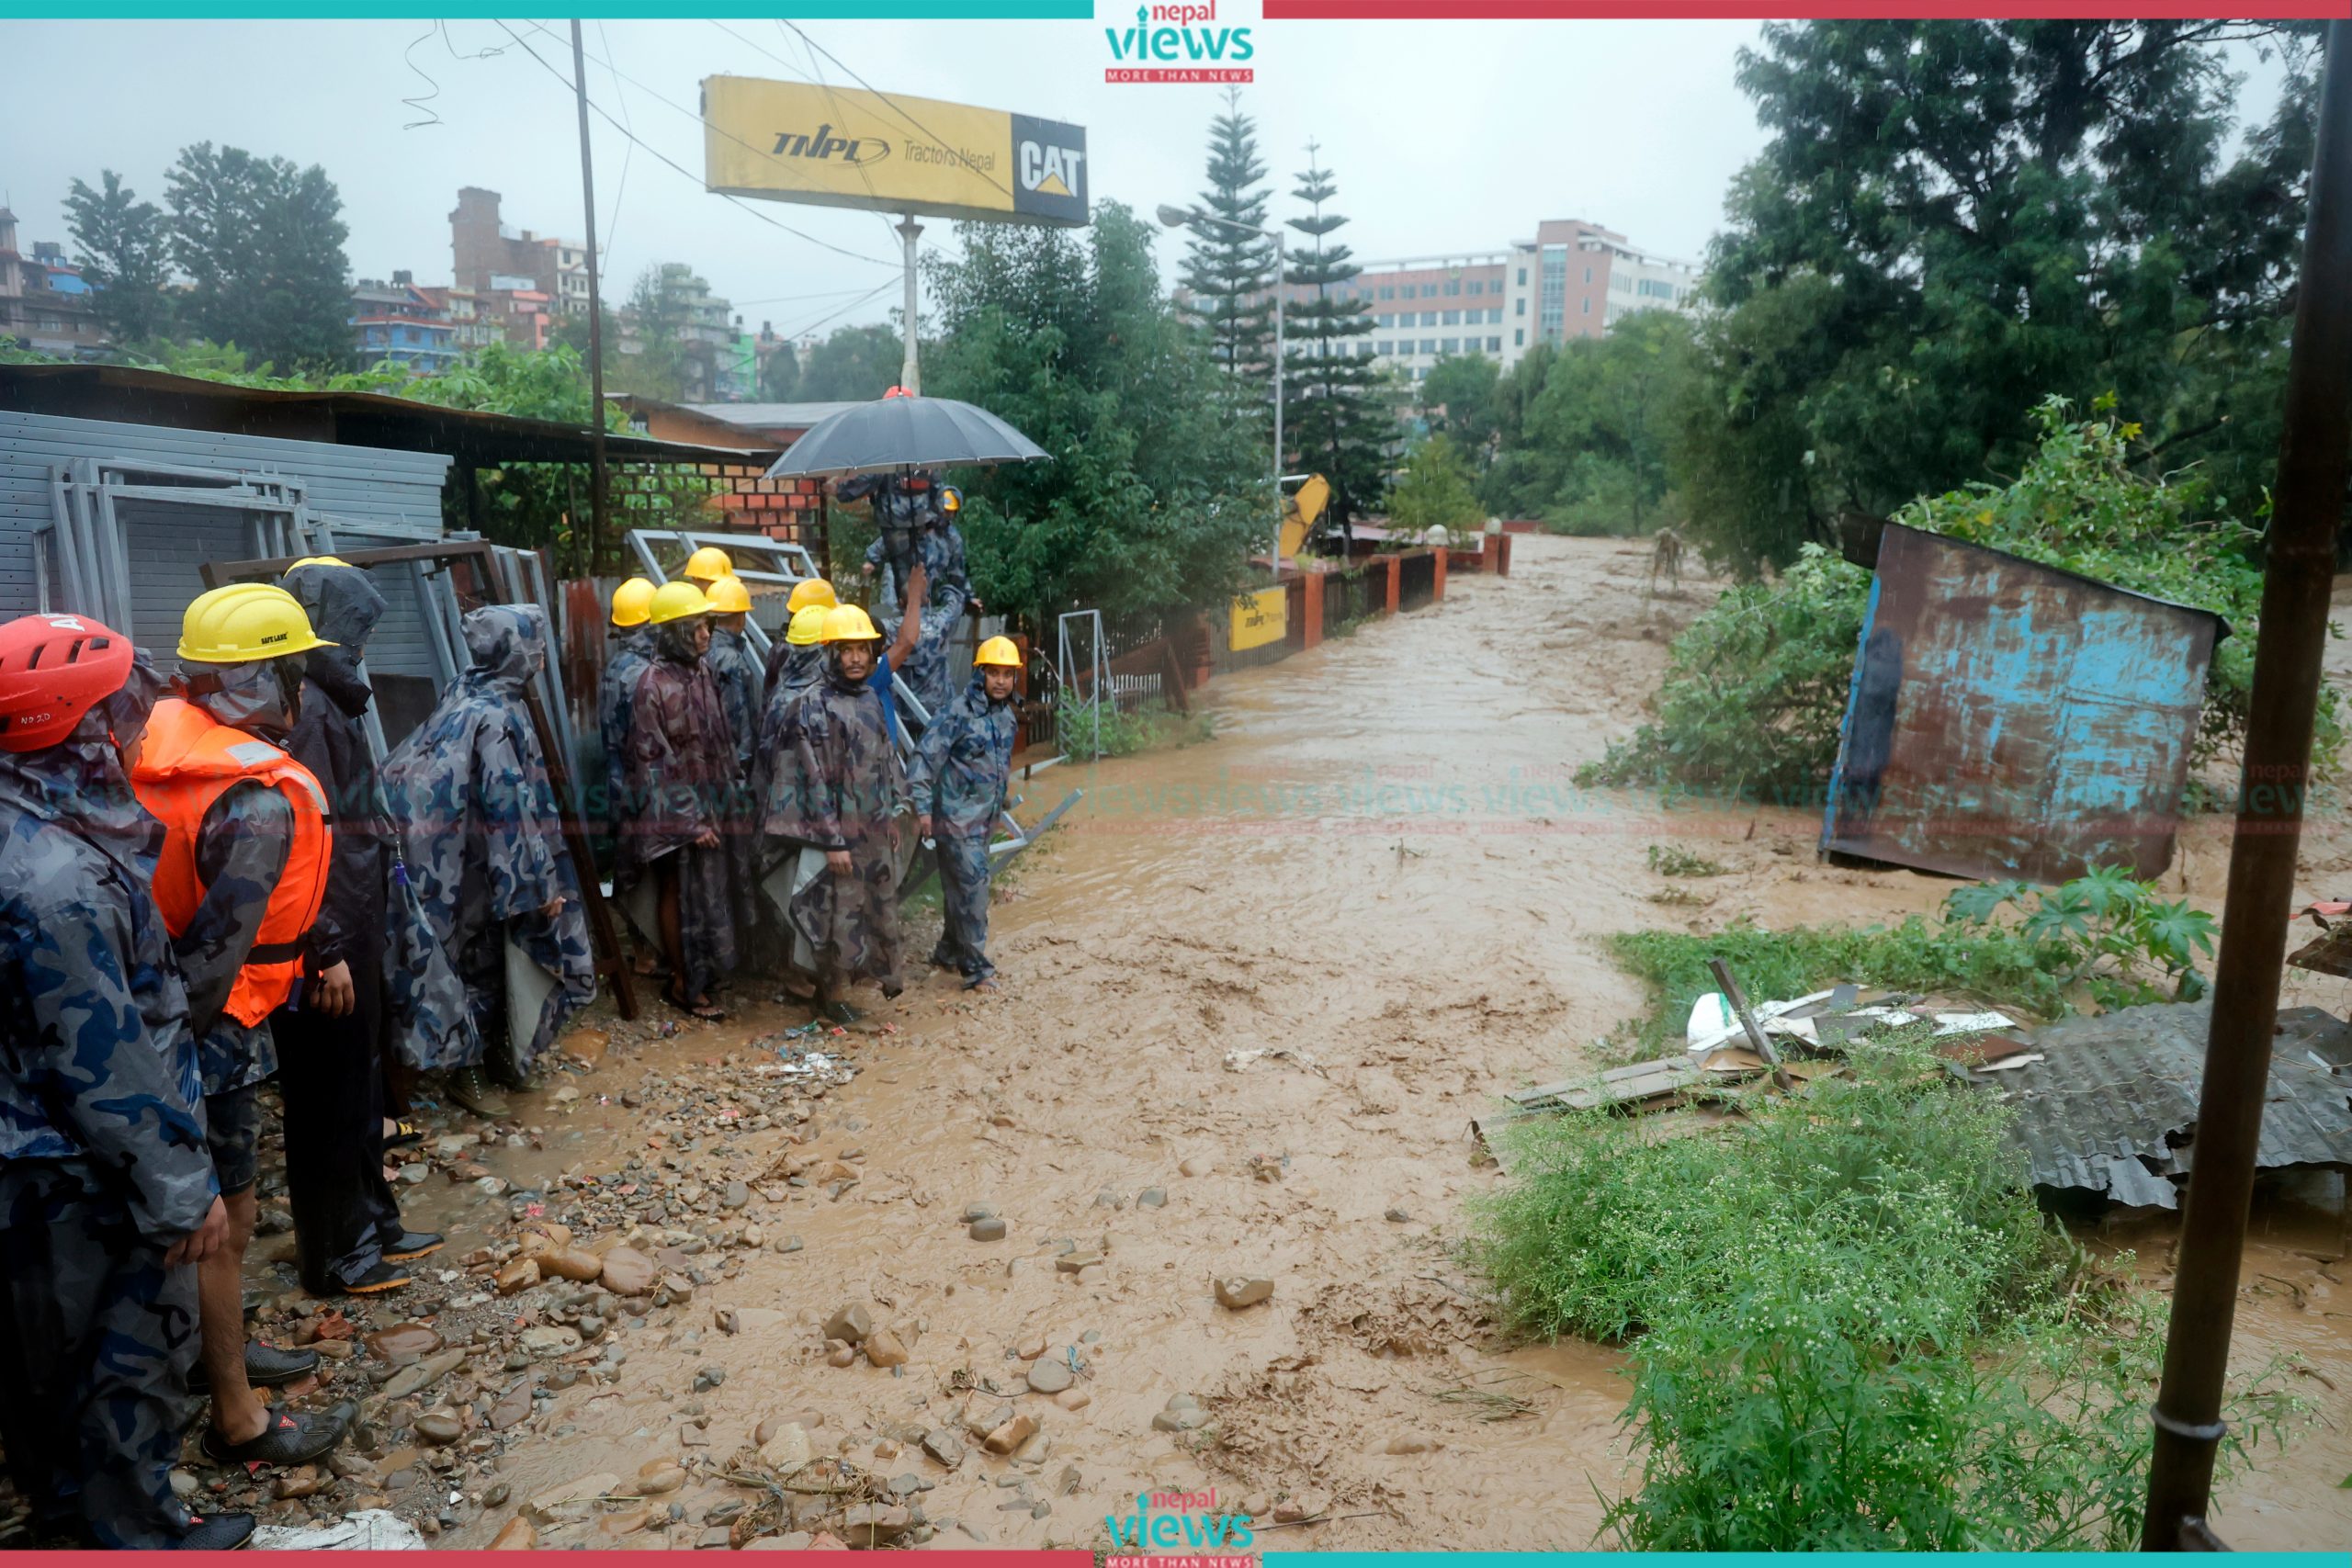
[1604, 865, 2216, 1057]
[1644, 843, 1726, 877]
[1469, 1043, 2303, 1550]
[1582, 396, 2340, 798]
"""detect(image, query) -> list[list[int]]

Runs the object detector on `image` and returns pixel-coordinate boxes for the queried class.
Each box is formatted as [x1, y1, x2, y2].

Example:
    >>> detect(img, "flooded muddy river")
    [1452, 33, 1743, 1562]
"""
[281, 536, 2344, 1551]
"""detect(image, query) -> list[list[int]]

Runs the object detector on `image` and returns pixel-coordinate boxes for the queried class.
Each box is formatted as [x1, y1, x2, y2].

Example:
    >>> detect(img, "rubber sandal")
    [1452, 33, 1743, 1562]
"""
[189, 1340, 318, 1394]
[664, 981, 726, 1021]
[199, 1403, 351, 1466]
[381, 1119, 423, 1151]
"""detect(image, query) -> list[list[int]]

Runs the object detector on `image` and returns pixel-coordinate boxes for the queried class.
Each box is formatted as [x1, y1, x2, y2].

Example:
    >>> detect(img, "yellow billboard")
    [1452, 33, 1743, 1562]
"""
[701, 75, 1089, 227]
[1229, 588, 1288, 652]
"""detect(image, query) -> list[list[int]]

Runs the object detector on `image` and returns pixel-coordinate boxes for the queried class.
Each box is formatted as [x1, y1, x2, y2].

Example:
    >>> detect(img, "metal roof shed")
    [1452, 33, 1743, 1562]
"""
[1821, 522, 2226, 886]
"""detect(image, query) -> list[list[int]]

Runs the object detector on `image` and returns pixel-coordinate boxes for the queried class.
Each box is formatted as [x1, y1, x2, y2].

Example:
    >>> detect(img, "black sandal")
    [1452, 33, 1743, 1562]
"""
[199, 1403, 351, 1466]
[381, 1118, 423, 1151]
[664, 980, 726, 1021]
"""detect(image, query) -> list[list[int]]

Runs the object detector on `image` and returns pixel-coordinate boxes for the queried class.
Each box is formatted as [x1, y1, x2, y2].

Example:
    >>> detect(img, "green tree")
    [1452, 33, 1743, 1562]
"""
[1177, 88, 1278, 388]
[164, 141, 353, 372]
[921, 202, 1266, 627]
[797, 323, 904, 401]
[1282, 146, 1389, 521]
[759, 337, 800, 402]
[1386, 434, 1485, 538]
[1679, 20, 2323, 575]
[64, 172, 175, 346]
[1419, 353, 1498, 454]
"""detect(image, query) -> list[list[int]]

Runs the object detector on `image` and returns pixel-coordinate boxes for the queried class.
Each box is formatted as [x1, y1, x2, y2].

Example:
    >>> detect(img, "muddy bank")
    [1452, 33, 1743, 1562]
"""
[171, 535, 2346, 1551]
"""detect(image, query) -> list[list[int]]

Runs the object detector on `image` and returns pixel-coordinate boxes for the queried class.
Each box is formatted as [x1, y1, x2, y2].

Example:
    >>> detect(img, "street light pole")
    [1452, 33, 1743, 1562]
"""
[1160, 204, 1283, 581]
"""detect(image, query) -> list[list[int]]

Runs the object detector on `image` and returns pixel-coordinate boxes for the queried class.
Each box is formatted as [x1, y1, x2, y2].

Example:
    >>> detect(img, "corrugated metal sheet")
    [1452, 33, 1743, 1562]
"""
[0, 411, 449, 682]
[1822, 523, 2223, 885]
[1994, 1001, 2352, 1208]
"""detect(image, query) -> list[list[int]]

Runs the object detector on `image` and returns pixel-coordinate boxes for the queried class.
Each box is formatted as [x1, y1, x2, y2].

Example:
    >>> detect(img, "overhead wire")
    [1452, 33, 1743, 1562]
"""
[490, 19, 897, 271]
[775, 17, 1018, 203]
[593, 19, 635, 265]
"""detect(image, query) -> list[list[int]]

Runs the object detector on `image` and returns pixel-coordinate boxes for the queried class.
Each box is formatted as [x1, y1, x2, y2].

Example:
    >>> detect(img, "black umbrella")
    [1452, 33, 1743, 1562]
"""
[765, 394, 1050, 478]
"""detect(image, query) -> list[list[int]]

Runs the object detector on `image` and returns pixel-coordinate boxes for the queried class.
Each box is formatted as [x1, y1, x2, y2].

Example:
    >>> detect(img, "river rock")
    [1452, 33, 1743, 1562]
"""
[365, 1323, 440, 1364]
[982, 1412, 1038, 1455]
[822, 1303, 872, 1344]
[826, 1342, 856, 1368]
[1137, 1188, 1167, 1209]
[722, 1180, 750, 1210]
[597, 1506, 650, 1538]
[1215, 1276, 1273, 1310]
[1151, 1394, 1205, 1433]
[968, 1217, 1006, 1242]
[536, 1247, 604, 1283]
[1025, 1358, 1072, 1395]
[382, 1348, 465, 1402]
[921, 1428, 965, 1470]
[519, 1325, 581, 1359]
[1385, 1433, 1441, 1454]
[864, 1328, 909, 1369]
[489, 1379, 534, 1431]
[413, 1413, 463, 1447]
[598, 1247, 657, 1295]
[757, 1423, 812, 1470]
[493, 1258, 540, 1296]
[1273, 1492, 1329, 1524]
[1054, 1249, 1102, 1274]
[489, 1517, 537, 1550]
[272, 1465, 322, 1500]
[633, 1461, 687, 1496]
[1055, 1389, 1091, 1412]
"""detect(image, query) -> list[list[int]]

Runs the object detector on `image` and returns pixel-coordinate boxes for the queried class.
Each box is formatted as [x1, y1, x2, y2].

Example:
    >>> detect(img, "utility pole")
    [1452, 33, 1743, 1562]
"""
[571, 19, 611, 572]
[898, 215, 922, 394]
[2140, 17, 2352, 1550]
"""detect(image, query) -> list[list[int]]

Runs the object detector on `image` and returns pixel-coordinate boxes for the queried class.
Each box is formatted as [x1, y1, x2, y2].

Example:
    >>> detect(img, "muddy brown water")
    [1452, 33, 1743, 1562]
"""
[382, 535, 2342, 1551]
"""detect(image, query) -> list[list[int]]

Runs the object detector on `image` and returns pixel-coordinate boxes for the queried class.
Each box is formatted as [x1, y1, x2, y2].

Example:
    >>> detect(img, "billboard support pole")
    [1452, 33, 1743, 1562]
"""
[571, 18, 612, 574]
[898, 215, 923, 394]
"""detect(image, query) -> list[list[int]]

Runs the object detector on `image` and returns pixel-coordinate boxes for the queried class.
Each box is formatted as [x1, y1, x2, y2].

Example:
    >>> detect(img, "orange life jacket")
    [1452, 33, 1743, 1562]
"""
[132, 697, 333, 1027]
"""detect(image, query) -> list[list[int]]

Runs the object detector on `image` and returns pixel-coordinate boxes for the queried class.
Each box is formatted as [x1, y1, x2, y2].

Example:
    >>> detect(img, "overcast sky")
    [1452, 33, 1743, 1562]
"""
[5, 13, 1765, 340]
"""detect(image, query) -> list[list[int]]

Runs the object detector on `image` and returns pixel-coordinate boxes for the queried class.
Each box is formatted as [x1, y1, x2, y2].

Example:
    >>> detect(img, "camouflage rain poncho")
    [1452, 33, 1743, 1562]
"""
[379, 605, 593, 1073]
[759, 651, 908, 991]
[618, 620, 752, 1002]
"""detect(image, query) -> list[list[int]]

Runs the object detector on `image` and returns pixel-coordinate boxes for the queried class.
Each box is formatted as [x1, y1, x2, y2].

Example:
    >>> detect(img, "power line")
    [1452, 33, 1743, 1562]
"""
[593, 19, 634, 264]
[491, 19, 896, 272]
[775, 18, 1018, 204]
[775, 276, 897, 343]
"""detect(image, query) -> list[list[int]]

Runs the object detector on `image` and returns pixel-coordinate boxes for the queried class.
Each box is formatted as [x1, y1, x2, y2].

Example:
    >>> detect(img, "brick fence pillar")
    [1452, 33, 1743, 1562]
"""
[1302, 570, 1325, 649]
[1384, 554, 1401, 614]
[1431, 546, 1447, 602]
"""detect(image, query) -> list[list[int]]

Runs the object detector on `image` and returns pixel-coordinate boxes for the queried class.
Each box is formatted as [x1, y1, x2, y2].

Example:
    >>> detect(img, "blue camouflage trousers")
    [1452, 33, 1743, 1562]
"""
[931, 833, 995, 984]
[0, 1161, 201, 1548]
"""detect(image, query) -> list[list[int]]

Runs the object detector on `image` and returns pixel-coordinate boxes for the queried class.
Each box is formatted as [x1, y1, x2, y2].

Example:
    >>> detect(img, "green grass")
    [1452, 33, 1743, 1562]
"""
[1645, 843, 1726, 877]
[1464, 1038, 2304, 1549]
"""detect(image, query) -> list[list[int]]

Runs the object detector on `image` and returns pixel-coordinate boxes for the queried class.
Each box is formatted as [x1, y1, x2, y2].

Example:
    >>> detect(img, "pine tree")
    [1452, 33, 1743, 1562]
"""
[1282, 144, 1388, 523]
[64, 172, 176, 348]
[1177, 89, 1276, 385]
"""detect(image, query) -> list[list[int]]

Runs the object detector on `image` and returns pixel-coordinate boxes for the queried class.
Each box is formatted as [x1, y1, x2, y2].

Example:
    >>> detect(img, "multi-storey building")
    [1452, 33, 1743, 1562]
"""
[0, 209, 109, 358]
[1204, 216, 1700, 387]
[349, 272, 459, 374]
[449, 186, 590, 341]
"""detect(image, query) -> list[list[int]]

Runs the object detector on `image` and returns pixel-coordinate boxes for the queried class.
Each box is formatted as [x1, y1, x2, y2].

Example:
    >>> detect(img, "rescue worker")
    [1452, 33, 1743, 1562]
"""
[703, 574, 763, 782]
[618, 582, 745, 1020]
[763, 578, 837, 694]
[857, 476, 971, 720]
[0, 613, 248, 1550]
[597, 577, 656, 834]
[681, 545, 733, 593]
[752, 603, 836, 1007]
[760, 603, 831, 747]
[275, 558, 440, 1297]
[761, 604, 909, 1024]
[131, 583, 347, 1466]
[909, 636, 1023, 990]
[380, 605, 594, 1119]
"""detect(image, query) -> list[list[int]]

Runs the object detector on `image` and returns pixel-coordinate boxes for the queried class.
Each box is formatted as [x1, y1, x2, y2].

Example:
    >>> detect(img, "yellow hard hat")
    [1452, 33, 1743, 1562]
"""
[786, 604, 830, 647]
[178, 583, 334, 664]
[820, 604, 880, 644]
[683, 546, 733, 583]
[975, 635, 1022, 668]
[610, 576, 656, 627]
[786, 579, 838, 614]
[941, 486, 962, 513]
[705, 574, 752, 615]
[648, 581, 713, 626]
[286, 555, 351, 571]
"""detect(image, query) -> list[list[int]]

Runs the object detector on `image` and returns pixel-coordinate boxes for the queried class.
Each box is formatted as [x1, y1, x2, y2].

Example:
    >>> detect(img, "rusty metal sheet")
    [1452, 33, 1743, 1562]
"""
[1989, 1001, 2352, 1208]
[1822, 523, 2223, 885]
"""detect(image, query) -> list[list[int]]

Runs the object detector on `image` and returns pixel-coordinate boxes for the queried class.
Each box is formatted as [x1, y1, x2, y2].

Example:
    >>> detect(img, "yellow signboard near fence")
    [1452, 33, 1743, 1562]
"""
[1229, 587, 1287, 652]
[701, 75, 1089, 227]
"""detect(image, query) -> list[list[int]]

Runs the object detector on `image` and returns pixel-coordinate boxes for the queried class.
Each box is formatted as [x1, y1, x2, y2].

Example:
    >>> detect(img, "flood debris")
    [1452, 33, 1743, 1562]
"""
[1979, 1000, 2352, 1209]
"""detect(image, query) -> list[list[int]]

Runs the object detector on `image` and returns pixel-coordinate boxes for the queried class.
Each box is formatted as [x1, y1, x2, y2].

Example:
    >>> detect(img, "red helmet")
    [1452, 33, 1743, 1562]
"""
[0, 613, 136, 752]
[884, 385, 913, 399]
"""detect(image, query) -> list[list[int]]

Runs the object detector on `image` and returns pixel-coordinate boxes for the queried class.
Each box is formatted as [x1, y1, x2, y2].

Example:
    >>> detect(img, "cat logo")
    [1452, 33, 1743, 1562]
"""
[1018, 140, 1083, 198]
[1009, 114, 1088, 223]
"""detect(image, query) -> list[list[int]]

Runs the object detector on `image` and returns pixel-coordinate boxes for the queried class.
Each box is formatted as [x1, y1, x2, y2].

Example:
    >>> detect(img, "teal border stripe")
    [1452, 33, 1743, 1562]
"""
[0, 3, 1092, 16]
[1271, 1556, 2349, 1566]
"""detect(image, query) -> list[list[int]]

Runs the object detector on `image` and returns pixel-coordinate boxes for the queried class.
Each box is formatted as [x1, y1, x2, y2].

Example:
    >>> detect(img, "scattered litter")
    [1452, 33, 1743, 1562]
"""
[1223, 1045, 1321, 1075]
[252, 1510, 426, 1551]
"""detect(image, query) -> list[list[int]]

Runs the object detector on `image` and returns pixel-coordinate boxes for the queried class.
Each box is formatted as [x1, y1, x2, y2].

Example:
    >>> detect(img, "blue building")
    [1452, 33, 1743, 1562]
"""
[350, 273, 459, 374]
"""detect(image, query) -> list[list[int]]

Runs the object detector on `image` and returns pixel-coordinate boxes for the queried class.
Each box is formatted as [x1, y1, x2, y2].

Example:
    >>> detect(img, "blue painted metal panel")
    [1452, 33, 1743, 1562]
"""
[1820, 523, 2222, 885]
